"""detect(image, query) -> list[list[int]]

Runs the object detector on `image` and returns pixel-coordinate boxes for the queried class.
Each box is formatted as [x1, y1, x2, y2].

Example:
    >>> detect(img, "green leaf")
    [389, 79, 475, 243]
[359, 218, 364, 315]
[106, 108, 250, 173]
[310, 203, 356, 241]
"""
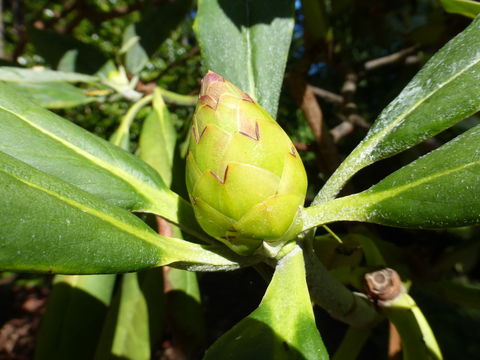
[0, 82, 202, 236]
[383, 293, 442, 360]
[123, 0, 194, 74]
[34, 275, 116, 360]
[315, 16, 480, 204]
[204, 246, 327, 360]
[6, 82, 96, 109]
[195, 0, 295, 117]
[0, 151, 250, 273]
[303, 124, 480, 230]
[440, 0, 480, 18]
[0, 67, 98, 83]
[28, 28, 108, 74]
[95, 270, 164, 360]
[138, 89, 176, 186]
[165, 268, 205, 353]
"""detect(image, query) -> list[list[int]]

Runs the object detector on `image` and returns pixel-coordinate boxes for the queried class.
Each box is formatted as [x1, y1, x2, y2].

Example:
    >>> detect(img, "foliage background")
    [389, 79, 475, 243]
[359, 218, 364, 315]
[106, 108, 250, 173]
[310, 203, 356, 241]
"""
[0, 0, 479, 359]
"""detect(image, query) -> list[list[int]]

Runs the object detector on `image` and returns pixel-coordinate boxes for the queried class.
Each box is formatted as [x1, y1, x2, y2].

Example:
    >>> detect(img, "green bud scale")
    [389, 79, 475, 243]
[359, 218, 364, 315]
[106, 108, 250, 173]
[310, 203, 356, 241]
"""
[186, 71, 307, 256]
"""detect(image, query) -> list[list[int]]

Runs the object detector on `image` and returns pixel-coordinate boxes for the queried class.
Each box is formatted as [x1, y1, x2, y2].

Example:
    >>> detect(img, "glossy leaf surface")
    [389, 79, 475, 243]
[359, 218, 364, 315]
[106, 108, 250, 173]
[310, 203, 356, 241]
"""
[304, 124, 480, 229]
[0, 83, 202, 234]
[195, 0, 295, 117]
[0, 152, 247, 273]
[204, 246, 327, 360]
[316, 16, 480, 204]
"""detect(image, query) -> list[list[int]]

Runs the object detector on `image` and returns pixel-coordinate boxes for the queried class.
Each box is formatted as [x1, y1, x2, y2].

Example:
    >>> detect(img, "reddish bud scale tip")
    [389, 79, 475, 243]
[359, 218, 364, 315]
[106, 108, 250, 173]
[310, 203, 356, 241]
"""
[201, 71, 225, 93]
[199, 94, 218, 109]
[199, 71, 226, 103]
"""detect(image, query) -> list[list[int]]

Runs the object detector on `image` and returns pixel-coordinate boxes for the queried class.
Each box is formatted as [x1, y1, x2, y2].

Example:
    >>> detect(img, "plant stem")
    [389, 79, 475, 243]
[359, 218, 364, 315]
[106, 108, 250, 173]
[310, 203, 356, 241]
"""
[120, 94, 154, 133]
[303, 237, 382, 328]
[110, 94, 153, 149]
[157, 88, 197, 106]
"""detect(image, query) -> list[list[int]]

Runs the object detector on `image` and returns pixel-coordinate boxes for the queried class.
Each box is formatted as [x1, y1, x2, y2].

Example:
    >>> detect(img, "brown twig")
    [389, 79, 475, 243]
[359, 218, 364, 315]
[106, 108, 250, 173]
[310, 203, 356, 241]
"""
[330, 121, 355, 143]
[310, 86, 344, 105]
[364, 45, 420, 72]
[388, 322, 402, 359]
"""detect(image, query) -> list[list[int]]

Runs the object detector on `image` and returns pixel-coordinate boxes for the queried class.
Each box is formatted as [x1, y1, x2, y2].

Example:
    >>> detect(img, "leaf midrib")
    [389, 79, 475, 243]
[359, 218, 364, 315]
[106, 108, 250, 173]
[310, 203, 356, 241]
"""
[242, 0, 256, 100]
[355, 159, 479, 206]
[4, 168, 165, 250]
[315, 44, 480, 204]
[0, 104, 176, 211]
[361, 52, 480, 161]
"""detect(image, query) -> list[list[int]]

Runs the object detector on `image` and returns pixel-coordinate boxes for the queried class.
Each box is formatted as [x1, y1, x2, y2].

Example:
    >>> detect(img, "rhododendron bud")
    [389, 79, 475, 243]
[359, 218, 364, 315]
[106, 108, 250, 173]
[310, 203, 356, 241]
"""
[186, 71, 307, 256]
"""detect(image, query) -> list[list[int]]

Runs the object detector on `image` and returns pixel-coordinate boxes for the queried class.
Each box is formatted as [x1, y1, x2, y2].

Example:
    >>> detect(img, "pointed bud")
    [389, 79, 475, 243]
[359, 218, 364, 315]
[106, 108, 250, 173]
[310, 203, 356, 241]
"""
[186, 71, 307, 256]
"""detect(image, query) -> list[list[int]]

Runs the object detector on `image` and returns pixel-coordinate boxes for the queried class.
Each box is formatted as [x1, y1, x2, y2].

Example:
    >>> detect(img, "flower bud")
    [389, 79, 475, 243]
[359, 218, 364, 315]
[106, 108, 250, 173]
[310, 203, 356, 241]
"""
[186, 71, 307, 256]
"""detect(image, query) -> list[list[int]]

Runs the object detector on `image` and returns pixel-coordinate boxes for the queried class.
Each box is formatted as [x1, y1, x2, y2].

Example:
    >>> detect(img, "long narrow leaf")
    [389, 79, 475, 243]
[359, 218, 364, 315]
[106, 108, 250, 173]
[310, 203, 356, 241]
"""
[0, 82, 202, 236]
[138, 89, 176, 186]
[195, 0, 295, 117]
[0, 152, 251, 273]
[0, 67, 98, 83]
[6, 82, 96, 109]
[94, 270, 164, 360]
[315, 16, 480, 204]
[303, 124, 480, 229]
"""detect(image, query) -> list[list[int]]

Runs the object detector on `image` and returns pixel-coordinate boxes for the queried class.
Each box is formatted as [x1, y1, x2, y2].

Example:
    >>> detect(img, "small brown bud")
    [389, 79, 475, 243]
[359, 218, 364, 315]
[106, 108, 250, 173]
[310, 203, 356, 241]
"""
[364, 268, 403, 306]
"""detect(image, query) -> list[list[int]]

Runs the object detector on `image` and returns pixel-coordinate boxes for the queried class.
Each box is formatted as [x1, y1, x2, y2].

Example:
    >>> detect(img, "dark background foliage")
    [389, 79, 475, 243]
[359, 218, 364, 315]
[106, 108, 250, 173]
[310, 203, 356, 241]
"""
[0, 0, 479, 359]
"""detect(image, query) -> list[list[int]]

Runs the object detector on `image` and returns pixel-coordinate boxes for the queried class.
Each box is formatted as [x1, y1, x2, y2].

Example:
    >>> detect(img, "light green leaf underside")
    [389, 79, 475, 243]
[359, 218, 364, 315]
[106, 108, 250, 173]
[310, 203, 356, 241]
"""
[0, 82, 202, 236]
[304, 124, 480, 230]
[0, 67, 98, 83]
[138, 89, 176, 186]
[6, 81, 96, 109]
[0, 152, 246, 274]
[94, 270, 164, 360]
[440, 0, 480, 18]
[204, 246, 327, 360]
[315, 16, 480, 204]
[195, 0, 295, 117]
